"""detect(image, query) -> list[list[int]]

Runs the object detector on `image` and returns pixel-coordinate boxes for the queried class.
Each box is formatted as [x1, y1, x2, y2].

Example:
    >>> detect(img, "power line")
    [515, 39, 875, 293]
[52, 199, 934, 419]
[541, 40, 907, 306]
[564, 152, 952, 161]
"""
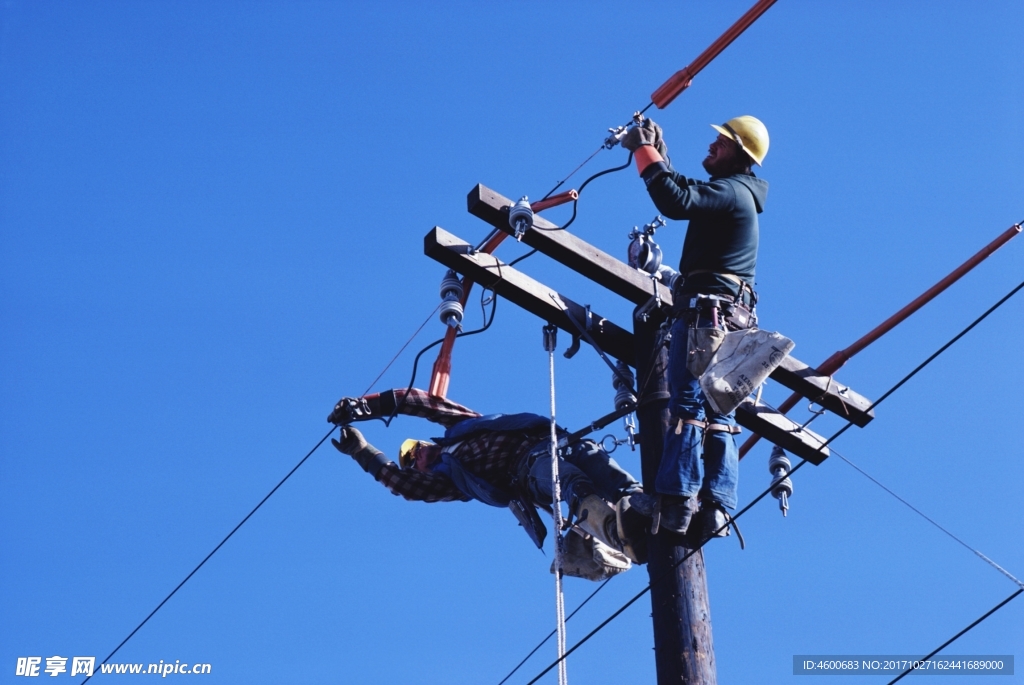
[81, 427, 338, 685]
[886, 589, 1023, 685]
[518, 274, 1024, 684]
[832, 446, 1023, 588]
[496, 578, 614, 685]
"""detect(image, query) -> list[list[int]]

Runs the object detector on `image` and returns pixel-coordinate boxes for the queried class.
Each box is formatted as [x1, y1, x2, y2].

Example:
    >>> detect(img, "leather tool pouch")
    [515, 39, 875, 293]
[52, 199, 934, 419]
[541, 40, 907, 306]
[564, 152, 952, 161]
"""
[724, 302, 755, 331]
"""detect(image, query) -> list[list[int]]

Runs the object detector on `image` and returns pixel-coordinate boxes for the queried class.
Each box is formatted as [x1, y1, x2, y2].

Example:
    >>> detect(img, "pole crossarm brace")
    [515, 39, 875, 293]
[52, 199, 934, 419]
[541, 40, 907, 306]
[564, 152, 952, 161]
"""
[468, 183, 876, 428]
[425, 226, 636, 366]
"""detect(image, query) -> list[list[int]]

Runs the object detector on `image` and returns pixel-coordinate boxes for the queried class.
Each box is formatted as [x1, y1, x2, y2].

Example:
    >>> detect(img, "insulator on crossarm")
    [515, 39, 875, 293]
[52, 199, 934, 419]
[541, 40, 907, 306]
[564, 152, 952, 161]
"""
[438, 270, 464, 329]
[768, 445, 794, 516]
[508, 197, 535, 241]
[439, 298, 464, 329]
[612, 360, 637, 410]
[439, 270, 463, 301]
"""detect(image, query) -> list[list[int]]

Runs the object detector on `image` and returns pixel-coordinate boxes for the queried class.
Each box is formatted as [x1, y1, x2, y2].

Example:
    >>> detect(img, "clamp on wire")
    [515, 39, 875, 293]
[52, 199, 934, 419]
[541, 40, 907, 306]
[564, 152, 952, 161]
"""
[543, 324, 558, 353]
[603, 111, 647, 149]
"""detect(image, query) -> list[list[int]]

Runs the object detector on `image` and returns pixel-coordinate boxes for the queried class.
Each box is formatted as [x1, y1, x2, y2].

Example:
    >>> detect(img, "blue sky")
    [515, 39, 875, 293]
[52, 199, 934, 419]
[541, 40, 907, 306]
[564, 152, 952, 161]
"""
[2, 1, 1022, 683]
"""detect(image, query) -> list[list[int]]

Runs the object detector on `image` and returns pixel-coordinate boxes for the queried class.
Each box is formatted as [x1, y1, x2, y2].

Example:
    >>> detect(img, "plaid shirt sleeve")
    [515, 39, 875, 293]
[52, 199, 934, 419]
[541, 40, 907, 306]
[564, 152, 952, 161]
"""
[375, 462, 470, 503]
[369, 430, 534, 503]
[362, 388, 480, 428]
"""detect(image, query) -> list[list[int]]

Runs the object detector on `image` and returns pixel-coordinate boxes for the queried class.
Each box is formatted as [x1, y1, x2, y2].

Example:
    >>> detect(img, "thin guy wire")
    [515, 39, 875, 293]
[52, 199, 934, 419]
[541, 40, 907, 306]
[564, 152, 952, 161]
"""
[522, 275, 1024, 684]
[361, 303, 441, 396]
[886, 589, 1023, 684]
[540, 145, 605, 201]
[80, 426, 338, 684]
[830, 446, 1023, 588]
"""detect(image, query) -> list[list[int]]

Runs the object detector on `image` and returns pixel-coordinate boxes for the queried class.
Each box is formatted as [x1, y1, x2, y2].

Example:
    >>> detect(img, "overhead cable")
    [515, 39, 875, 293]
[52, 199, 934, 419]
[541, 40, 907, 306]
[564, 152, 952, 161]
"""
[80, 427, 338, 685]
[885, 589, 1023, 685]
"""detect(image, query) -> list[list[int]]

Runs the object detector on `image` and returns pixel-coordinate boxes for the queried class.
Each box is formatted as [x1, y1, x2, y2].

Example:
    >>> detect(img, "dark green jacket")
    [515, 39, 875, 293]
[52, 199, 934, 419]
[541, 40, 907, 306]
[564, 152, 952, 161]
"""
[641, 162, 768, 299]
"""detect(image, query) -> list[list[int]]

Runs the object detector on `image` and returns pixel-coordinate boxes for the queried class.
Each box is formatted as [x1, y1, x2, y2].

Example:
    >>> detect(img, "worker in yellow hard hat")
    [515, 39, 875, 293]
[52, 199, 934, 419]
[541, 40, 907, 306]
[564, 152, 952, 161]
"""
[327, 387, 653, 577]
[620, 115, 770, 544]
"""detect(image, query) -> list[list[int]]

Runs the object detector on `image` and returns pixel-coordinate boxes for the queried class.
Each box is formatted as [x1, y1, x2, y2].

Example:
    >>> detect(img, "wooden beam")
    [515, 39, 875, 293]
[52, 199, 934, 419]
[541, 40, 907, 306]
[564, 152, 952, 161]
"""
[468, 184, 674, 307]
[468, 183, 877, 428]
[770, 356, 874, 427]
[427, 225, 834, 464]
[424, 226, 636, 366]
[734, 399, 830, 465]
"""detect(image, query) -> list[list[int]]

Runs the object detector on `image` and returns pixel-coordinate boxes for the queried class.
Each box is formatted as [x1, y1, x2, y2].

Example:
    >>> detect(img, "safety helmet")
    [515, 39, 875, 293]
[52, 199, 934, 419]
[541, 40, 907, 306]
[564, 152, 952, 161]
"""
[399, 439, 433, 469]
[710, 115, 769, 166]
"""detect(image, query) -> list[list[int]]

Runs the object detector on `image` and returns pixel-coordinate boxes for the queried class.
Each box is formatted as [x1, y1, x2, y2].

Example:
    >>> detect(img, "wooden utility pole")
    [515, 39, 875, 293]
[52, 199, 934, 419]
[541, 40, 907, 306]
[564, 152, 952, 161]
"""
[424, 184, 876, 684]
[634, 313, 717, 683]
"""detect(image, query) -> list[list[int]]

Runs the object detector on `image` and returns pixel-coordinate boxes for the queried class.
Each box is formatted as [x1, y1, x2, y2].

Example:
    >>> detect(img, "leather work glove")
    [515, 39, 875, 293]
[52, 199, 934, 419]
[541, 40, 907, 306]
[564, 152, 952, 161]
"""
[327, 396, 372, 425]
[331, 426, 388, 478]
[620, 119, 669, 159]
[332, 425, 368, 455]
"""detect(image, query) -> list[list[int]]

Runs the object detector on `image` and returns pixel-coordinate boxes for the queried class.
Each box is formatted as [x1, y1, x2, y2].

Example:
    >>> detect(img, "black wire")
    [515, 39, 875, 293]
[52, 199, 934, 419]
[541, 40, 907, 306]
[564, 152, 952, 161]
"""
[495, 577, 615, 685]
[886, 589, 1023, 684]
[520, 276, 1024, 684]
[80, 426, 338, 685]
[382, 289, 499, 426]
[532, 152, 635, 234]
[508, 249, 538, 268]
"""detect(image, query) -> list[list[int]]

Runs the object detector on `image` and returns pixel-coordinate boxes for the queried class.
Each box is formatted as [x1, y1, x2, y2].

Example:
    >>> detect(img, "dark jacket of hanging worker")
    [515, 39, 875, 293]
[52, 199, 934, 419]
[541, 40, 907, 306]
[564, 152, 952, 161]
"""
[620, 115, 769, 542]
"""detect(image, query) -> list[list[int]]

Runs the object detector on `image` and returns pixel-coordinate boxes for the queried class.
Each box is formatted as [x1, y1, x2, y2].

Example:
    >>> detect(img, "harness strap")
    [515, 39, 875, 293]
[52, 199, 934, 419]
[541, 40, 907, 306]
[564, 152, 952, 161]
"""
[674, 417, 741, 435]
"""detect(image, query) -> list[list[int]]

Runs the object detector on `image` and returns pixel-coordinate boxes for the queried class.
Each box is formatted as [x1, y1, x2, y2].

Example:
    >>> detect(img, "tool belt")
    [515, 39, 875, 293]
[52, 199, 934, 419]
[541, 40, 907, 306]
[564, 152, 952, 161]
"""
[671, 290, 757, 331]
[670, 271, 757, 331]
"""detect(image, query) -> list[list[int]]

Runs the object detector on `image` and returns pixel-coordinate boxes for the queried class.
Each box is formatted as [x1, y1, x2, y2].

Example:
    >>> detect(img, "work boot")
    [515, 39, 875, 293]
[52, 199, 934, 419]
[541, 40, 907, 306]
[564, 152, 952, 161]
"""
[698, 501, 745, 549]
[614, 496, 649, 565]
[700, 502, 731, 539]
[575, 494, 644, 564]
[658, 495, 696, 535]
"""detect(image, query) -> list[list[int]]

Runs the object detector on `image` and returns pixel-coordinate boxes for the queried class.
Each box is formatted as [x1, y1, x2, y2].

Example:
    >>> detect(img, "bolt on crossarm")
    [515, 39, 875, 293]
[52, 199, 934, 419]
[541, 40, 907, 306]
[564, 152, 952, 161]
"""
[740, 221, 1022, 458]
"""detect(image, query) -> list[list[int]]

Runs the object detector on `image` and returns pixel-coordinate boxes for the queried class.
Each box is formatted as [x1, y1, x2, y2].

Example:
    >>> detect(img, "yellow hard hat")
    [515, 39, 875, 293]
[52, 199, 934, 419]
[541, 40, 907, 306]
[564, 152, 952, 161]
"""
[711, 115, 769, 166]
[399, 439, 432, 469]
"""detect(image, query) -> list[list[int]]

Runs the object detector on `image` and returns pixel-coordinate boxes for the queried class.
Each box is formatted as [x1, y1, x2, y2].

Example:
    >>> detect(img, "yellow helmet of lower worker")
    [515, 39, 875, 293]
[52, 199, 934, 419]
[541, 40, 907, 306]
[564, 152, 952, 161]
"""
[399, 439, 433, 469]
[710, 115, 769, 166]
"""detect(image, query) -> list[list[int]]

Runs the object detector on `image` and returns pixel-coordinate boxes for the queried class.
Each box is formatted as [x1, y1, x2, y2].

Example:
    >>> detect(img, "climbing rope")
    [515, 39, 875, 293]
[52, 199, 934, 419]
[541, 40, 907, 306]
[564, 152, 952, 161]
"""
[543, 324, 569, 685]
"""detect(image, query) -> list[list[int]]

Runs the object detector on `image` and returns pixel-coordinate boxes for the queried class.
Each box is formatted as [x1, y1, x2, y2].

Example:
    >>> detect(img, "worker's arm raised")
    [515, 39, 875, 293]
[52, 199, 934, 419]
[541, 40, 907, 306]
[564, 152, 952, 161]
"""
[331, 426, 468, 502]
[328, 388, 480, 427]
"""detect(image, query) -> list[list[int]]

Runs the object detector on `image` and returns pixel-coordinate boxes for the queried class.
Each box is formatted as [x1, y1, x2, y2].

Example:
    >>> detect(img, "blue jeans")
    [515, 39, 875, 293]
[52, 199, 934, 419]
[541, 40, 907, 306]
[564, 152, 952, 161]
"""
[527, 439, 640, 508]
[656, 314, 740, 509]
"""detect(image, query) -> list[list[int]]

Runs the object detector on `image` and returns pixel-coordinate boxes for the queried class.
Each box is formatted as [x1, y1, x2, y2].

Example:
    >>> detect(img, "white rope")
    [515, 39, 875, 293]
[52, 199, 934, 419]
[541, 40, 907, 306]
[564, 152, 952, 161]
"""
[545, 326, 568, 685]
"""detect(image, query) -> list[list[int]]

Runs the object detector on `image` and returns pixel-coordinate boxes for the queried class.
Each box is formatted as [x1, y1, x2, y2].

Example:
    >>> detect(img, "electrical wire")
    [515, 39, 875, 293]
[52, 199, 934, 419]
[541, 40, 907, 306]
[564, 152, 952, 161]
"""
[533, 153, 634, 234]
[495, 578, 614, 685]
[517, 275, 1024, 684]
[361, 303, 442, 396]
[831, 446, 1023, 587]
[506, 151, 636, 273]
[80, 426, 338, 685]
[382, 287, 499, 426]
[886, 589, 1023, 684]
